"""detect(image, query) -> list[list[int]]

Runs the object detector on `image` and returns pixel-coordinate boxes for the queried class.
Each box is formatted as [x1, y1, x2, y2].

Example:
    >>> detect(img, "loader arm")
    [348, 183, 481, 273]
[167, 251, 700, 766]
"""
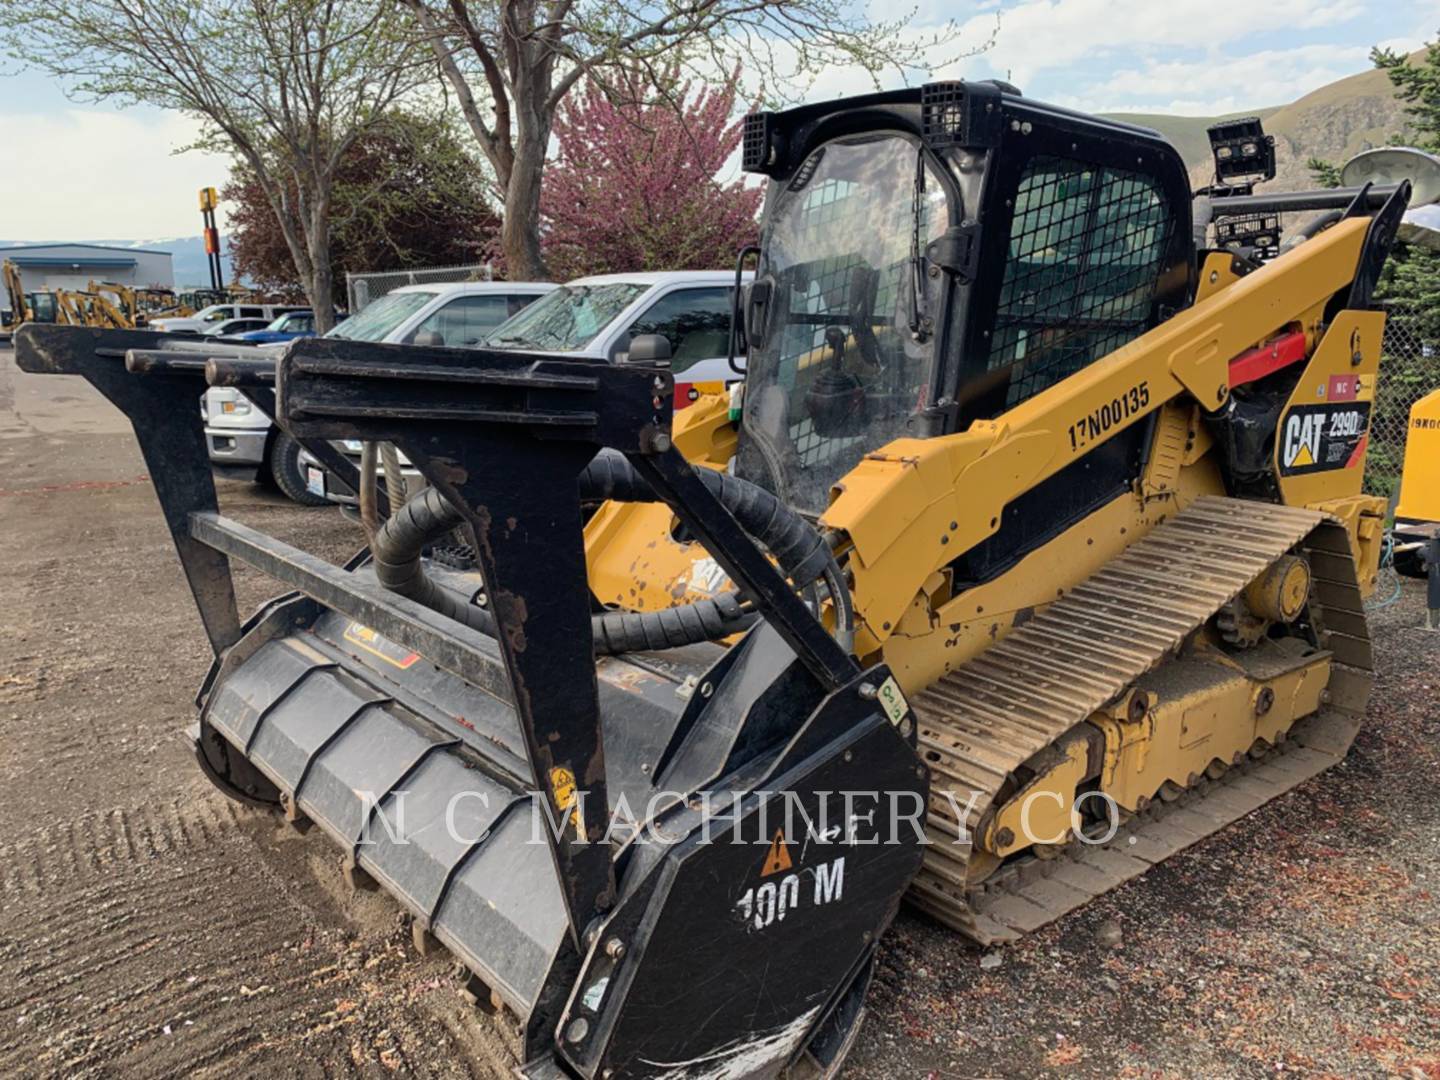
[824, 205, 1401, 651]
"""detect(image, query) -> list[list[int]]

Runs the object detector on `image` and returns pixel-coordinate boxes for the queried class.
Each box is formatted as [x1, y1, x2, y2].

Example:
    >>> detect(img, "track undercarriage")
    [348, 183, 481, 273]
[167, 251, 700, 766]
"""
[909, 497, 1372, 943]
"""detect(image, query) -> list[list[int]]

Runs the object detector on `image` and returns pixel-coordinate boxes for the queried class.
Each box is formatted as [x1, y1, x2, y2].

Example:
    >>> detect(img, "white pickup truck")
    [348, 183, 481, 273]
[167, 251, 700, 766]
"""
[204, 281, 554, 503]
[299, 270, 750, 505]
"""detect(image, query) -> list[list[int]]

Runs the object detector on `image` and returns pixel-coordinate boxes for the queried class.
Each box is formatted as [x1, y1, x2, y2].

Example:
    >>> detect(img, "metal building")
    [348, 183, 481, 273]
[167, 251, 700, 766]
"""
[0, 242, 174, 293]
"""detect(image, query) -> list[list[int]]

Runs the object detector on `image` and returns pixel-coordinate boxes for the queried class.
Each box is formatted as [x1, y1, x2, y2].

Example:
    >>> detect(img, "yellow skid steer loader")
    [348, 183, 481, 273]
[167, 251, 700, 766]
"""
[14, 81, 1434, 1077]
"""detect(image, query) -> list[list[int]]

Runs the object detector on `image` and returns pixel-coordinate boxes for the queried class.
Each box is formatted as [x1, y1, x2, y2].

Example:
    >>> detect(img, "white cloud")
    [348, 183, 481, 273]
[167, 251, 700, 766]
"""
[1062, 43, 1373, 114]
[938, 0, 1359, 87]
[745, 0, 1374, 110]
[0, 108, 231, 240]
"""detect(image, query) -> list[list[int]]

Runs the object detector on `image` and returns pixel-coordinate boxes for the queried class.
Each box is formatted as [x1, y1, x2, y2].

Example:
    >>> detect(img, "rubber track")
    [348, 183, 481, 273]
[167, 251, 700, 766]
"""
[906, 496, 1373, 944]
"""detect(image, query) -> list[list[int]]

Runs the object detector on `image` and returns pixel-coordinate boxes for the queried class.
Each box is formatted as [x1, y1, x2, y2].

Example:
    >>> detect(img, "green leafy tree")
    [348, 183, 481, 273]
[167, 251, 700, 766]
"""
[1373, 36, 1440, 153]
[399, 0, 995, 280]
[1307, 36, 1440, 339]
[225, 114, 499, 305]
[1367, 34, 1440, 340]
[0, 0, 430, 330]
[1306, 157, 1342, 188]
[1328, 34, 1440, 496]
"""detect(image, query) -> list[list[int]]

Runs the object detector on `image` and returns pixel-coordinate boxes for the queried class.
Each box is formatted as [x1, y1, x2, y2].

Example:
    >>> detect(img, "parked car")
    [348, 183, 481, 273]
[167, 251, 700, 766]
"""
[299, 271, 748, 505]
[231, 309, 323, 344]
[202, 317, 275, 340]
[205, 281, 555, 505]
[151, 302, 309, 334]
[484, 270, 749, 405]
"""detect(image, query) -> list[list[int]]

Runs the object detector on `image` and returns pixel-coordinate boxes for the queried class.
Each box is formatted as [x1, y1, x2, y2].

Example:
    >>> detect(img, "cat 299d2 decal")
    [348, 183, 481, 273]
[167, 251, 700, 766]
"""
[1278, 402, 1372, 476]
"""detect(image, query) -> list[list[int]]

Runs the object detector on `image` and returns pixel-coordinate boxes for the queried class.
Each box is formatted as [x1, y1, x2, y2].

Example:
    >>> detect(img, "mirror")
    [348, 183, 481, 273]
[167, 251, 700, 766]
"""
[626, 333, 672, 366]
[411, 330, 445, 347]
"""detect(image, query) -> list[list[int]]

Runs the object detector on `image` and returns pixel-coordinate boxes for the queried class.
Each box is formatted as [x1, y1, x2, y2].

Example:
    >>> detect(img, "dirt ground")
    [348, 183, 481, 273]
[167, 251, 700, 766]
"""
[1, 343, 1437, 1079]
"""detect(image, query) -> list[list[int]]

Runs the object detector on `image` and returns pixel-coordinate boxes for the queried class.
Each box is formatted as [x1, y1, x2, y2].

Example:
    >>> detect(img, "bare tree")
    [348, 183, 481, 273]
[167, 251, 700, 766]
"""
[401, 0, 993, 280]
[1, 0, 429, 329]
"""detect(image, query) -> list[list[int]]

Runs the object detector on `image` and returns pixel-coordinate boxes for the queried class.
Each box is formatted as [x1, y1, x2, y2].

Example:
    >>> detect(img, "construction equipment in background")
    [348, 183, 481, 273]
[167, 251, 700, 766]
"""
[13, 86, 1437, 1078]
[53, 287, 131, 329]
[179, 288, 225, 311]
[200, 185, 225, 291]
[88, 280, 187, 327]
[1393, 387, 1440, 625]
[3, 258, 59, 328]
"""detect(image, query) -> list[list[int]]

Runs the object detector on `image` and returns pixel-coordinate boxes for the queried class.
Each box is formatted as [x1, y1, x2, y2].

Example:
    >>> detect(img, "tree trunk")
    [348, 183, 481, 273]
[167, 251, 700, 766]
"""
[310, 260, 336, 331]
[501, 121, 550, 280]
[306, 194, 338, 332]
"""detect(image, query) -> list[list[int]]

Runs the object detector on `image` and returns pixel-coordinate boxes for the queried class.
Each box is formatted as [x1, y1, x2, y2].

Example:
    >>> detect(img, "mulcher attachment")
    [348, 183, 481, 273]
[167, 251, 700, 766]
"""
[13, 323, 927, 1079]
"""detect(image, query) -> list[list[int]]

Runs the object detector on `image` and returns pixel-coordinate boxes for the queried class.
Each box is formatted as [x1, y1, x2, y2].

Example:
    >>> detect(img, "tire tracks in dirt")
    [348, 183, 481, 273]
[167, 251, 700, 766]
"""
[0, 787, 508, 1078]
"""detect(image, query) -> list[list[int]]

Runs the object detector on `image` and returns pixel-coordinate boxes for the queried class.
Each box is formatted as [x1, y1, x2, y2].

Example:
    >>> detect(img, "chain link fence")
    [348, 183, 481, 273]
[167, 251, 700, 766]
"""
[1369, 304, 1437, 501]
[345, 261, 493, 313]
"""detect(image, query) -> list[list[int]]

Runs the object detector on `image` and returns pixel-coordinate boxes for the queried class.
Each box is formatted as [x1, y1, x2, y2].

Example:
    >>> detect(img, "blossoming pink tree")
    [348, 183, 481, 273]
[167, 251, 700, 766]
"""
[541, 69, 762, 280]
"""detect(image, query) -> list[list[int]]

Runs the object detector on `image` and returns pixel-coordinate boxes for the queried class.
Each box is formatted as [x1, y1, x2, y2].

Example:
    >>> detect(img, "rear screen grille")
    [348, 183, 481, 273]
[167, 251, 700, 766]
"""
[985, 156, 1173, 408]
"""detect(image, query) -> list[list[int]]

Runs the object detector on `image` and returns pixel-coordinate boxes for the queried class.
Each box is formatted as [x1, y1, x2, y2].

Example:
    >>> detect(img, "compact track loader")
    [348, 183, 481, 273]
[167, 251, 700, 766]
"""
[15, 81, 1429, 1078]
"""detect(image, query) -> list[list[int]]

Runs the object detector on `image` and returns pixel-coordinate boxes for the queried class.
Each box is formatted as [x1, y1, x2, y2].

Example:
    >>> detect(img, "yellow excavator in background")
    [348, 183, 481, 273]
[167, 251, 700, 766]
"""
[3, 258, 60, 328]
[54, 287, 130, 329]
[13, 85, 1440, 1078]
[88, 280, 189, 327]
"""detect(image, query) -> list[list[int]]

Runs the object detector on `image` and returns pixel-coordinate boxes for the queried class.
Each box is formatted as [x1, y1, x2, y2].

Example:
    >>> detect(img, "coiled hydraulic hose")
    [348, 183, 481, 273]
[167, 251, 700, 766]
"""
[371, 486, 756, 655]
[370, 453, 853, 655]
[578, 451, 855, 650]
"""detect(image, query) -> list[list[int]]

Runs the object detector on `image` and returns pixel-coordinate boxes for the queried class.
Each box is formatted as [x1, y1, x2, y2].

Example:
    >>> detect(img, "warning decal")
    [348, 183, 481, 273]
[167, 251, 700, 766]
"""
[760, 829, 793, 877]
[344, 622, 422, 669]
[1279, 402, 1371, 477]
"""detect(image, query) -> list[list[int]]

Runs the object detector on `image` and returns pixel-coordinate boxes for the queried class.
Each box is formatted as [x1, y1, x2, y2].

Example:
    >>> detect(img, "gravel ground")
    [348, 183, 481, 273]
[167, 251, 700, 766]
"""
[1, 344, 1437, 1078]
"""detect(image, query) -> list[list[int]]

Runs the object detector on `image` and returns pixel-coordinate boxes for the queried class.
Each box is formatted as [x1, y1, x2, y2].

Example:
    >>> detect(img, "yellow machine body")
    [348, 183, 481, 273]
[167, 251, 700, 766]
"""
[580, 85, 1414, 943]
[1396, 386, 1440, 527]
[584, 213, 1391, 940]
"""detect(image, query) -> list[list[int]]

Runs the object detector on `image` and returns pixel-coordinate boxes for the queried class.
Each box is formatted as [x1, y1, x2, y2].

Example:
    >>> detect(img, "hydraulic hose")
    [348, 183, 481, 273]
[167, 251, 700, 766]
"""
[370, 486, 758, 655]
[370, 454, 854, 656]
[579, 450, 855, 646]
[578, 450, 832, 586]
[359, 441, 380, 541]
[379, 442, 407, 509]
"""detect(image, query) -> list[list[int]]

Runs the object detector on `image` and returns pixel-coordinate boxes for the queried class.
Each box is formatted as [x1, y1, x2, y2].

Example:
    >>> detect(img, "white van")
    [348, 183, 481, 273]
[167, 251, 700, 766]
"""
[204, 281, 554, 503]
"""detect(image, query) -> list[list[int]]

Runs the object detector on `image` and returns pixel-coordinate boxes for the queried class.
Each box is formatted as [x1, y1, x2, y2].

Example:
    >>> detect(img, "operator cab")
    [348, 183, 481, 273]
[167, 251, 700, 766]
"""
[734, 81, 1194, 515]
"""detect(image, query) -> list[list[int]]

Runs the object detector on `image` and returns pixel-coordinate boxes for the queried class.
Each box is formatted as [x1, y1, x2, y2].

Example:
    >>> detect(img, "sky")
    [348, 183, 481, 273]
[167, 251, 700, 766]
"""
[0, 0, 1436, 242]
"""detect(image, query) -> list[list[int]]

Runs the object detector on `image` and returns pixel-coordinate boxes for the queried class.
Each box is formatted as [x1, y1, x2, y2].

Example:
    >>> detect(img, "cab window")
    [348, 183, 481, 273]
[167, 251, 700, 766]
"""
[239, 306, 265, 318]
[983, 156, 1173, 408]
[623, 287, 732, 372]
[408, 294, 513, 347]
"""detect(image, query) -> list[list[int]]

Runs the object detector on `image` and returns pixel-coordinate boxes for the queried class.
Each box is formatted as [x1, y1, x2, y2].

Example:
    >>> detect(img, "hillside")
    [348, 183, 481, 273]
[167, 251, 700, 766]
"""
[1102, 51, 1420, 194]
